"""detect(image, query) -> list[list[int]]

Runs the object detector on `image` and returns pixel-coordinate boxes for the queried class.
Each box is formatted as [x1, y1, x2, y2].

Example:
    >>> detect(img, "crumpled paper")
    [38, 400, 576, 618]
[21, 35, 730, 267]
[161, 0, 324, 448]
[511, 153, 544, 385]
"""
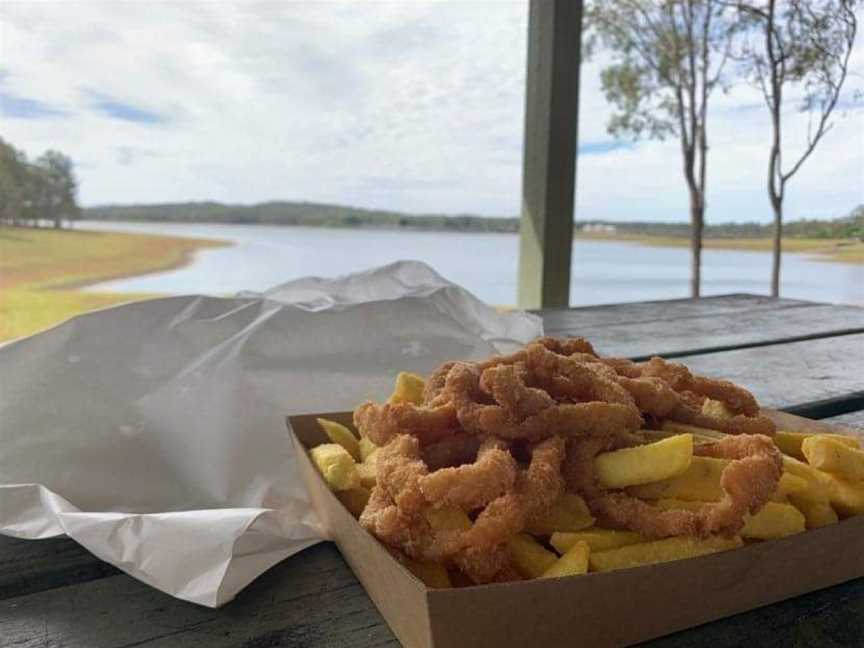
[0, 261, 541, 607]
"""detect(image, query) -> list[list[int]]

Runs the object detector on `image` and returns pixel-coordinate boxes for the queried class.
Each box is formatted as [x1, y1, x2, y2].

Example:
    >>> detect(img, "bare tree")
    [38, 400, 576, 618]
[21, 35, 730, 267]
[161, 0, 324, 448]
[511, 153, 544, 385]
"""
[733, 0, 858, 296]
[588, 0, 740, 297]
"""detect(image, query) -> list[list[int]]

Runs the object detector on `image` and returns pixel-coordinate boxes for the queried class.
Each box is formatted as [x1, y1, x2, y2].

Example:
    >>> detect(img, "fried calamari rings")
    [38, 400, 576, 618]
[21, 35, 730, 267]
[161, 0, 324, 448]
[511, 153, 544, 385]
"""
[444, 359, 643, 441]
[419, 438, 518, 510]
[354, 400, 458, 446]
[464, 436, 565, 549]
[530, 337, 774, 436]
[567, 434, 782, 538]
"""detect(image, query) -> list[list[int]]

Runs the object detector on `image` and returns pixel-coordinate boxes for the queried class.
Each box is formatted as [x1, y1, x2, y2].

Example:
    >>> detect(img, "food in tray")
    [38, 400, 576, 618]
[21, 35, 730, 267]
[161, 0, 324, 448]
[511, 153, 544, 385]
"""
[308, 336, 864, 588]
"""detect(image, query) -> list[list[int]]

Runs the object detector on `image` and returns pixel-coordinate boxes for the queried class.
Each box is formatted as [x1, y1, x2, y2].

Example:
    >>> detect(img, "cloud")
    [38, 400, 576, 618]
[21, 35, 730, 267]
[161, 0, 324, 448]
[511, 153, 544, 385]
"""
[0, 1, 861, 222]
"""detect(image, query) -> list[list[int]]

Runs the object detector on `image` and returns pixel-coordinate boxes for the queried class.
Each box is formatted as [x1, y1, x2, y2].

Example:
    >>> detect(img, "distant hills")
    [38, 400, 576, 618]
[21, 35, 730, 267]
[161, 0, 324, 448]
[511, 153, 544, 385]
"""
[84, 201, 864, 240]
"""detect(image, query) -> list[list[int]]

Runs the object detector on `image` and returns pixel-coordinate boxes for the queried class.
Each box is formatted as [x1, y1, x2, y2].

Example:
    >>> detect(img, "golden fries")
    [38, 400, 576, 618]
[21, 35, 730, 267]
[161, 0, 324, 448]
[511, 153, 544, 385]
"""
[310, 443, 361, 491]
[801, 436, 864, 482]
[402, 558, 452, 588]
[550, 528, 646, 554]
[542, 541, 590, 579]
[774, 430, 860, 460]
[660, 420, 726, 441]
[821, 472, 864, 516]
[388, 372, 426, 405]
[629, 456, 727, 501]
[655, 498, 805, 540]
[596, 434, 693, 488]
[336, 487, 371, 517]
[508, 534, 559, 579]
[525, 493, 595, 535]
[788, 494, 839, 529]
[425, 506, 472, 531]
[317, 418, 361, 461]
[307, 362, 864, 589]
[589, 535, 742, 572]
[358, 436, 379, 462]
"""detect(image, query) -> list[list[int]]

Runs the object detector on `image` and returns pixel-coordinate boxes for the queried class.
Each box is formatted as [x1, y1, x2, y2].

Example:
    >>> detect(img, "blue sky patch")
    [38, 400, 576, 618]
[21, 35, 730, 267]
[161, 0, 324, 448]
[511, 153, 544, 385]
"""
[0, 90, 67, 119]
[579, 141, 632, 155]
[87, 92, 167, 124]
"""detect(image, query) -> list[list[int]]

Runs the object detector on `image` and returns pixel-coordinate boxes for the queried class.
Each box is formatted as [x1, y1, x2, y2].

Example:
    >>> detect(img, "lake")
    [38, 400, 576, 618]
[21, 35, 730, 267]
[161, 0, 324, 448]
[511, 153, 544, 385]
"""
[78, 221, 863, 306]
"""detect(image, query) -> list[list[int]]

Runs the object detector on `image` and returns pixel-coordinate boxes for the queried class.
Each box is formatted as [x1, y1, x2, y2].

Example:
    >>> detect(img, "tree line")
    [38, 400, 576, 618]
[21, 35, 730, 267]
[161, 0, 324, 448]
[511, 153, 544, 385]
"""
[0, 137, 80, 229]
[85, 200, 863, 239]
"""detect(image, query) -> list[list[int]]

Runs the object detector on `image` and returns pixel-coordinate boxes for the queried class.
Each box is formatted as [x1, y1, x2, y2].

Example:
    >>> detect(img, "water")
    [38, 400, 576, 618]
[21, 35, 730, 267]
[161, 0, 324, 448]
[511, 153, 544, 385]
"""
[77, 221, 863, 306]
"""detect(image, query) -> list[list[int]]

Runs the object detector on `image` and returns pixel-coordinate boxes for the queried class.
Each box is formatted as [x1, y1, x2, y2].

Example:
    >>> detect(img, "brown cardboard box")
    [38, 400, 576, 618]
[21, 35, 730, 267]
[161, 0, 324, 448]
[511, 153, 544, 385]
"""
[287, 411, 864, 648]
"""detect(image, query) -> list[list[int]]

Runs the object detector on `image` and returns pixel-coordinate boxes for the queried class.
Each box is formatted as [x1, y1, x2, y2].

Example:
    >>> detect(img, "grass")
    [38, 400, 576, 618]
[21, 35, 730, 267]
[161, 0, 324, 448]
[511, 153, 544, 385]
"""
[577, 232, 864, 263]
[0, 226, 227, 342]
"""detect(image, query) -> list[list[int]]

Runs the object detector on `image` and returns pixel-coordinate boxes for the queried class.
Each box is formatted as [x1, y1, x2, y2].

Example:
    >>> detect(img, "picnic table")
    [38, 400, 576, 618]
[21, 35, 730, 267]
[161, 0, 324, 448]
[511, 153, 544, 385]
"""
[3, 294, 863, 647]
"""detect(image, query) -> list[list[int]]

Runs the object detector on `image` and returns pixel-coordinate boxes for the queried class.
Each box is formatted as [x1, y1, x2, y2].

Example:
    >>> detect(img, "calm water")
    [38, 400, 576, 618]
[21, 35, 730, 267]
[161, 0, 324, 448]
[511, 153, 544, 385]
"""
[78, 221, 863, 306]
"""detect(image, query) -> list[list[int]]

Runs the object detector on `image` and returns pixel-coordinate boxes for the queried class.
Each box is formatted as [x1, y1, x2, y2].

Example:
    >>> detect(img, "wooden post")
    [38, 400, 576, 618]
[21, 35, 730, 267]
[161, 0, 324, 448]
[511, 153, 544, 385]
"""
[518, 0, 583, 309]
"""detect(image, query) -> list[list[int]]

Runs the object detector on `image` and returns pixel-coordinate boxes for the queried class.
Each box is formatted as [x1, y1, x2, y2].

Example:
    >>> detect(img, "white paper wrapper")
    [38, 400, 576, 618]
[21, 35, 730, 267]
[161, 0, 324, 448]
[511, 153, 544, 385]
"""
[0, 261, 542, 607]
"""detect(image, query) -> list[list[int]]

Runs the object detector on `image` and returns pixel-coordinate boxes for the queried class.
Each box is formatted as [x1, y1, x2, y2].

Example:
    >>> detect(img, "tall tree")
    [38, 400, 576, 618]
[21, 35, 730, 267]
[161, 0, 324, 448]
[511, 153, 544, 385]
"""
[0, 138, 28, 226]
[732, 0, 858, 296]
[588, 0, 740, 297]
[33, 150, 79, 228]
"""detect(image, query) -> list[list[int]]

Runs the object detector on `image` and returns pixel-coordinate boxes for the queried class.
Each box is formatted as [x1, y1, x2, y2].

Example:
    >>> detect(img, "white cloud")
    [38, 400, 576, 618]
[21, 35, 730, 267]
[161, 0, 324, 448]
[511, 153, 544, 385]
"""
[0, 0, 861, 222]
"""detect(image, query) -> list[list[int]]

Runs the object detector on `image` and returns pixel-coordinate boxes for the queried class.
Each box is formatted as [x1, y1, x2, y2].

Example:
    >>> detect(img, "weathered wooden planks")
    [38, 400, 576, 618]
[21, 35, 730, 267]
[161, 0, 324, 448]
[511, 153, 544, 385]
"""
[543, 303, 864, 359]
[0, 535, 118, 600]
[825, 410, 864, 431]
[539, 294, 813, 332]
[2, 294, 863, 648]
[0, 542, 398, 648]
[677, 334, 864, 417]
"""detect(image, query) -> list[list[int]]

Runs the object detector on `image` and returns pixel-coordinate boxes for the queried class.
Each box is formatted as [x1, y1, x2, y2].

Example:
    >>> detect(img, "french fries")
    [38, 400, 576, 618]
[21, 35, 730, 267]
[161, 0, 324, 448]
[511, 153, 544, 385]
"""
[655, 498, 805, 539]
[309, 443, 361, 491]
[589, 535, 742, 572]
[359, 436, 379, 462]
[306, 367, 864, 589]
[388, 371, 426, 405]
[542, 540, 590, 579]
[660, 420, 726, 441]
[317, 418, 362, 461]
[508, 534, 559, 579]
[425, 506, 472, 531]
[801, 436, 864, 482]
[551, 528, 645, 554]
[595, 434, 693, 488]
[788, 494, 839, 528]
[336, 487, 371, 517]
[774, 430, 860, 460]
[402, 558, 452, 588]
[821, 472, 864, 516]
[629, 456, 727, 501]
[525, 493, 595, 535]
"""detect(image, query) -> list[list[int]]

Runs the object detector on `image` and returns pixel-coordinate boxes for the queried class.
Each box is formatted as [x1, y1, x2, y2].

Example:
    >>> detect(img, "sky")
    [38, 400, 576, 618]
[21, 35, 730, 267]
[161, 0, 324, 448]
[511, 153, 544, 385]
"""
[0, 1, 862, 223]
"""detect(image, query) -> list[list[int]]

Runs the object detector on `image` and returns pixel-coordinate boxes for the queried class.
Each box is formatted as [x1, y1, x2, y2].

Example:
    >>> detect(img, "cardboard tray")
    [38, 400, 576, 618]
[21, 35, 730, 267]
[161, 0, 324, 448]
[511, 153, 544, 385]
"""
[287, 411, 864, 648]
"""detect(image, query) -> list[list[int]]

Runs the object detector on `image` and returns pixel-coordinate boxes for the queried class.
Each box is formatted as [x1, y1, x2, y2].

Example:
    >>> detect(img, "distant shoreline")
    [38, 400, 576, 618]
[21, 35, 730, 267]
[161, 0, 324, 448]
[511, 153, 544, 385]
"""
[81, 219, 864, 264]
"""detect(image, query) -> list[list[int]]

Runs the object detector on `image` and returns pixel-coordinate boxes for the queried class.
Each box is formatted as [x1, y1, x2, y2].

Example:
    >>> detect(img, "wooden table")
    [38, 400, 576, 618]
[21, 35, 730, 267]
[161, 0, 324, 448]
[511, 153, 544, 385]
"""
[3, 294, 863, 647]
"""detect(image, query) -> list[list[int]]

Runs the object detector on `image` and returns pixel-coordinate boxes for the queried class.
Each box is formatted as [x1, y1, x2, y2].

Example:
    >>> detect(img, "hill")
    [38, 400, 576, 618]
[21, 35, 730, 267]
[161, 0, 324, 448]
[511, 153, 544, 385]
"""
[83, 201, 864, 240]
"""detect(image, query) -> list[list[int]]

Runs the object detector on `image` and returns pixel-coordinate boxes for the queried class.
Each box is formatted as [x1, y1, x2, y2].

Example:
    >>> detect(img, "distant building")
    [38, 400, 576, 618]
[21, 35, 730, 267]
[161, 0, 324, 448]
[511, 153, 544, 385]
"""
[581, 223, 617, 234]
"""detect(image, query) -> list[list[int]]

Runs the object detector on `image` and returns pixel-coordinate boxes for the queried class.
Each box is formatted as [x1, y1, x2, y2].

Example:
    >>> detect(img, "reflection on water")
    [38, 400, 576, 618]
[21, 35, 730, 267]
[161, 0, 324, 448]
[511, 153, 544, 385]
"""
[79, 221, 863, 306]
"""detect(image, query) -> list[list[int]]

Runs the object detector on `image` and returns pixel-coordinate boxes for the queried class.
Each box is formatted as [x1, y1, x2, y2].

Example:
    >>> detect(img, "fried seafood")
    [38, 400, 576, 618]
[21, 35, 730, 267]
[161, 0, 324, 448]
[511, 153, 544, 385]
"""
[350, 336, 784, 584]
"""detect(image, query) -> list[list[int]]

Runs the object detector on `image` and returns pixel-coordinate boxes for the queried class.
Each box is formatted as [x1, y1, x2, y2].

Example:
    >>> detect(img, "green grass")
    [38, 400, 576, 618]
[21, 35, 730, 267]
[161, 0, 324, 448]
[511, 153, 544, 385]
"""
[0, 226, 227, 341]
[576, 232, 864, 263]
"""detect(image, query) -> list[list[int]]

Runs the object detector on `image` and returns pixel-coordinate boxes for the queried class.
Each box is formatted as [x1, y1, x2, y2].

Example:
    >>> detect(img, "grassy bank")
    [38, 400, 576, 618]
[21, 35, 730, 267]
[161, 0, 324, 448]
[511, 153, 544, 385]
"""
[0, 226, 227, 341]
[576, 232, 864, 263]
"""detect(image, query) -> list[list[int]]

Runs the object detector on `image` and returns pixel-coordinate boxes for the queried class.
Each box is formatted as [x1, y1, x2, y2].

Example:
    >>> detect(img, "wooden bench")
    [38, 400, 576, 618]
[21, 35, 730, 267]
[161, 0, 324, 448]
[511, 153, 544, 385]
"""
[3, 295, 862, 647]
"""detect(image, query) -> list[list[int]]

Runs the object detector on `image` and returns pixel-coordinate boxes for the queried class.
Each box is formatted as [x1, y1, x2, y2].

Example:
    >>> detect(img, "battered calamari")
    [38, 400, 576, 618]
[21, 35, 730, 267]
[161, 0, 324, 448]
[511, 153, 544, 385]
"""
[354, 336, 780, 583]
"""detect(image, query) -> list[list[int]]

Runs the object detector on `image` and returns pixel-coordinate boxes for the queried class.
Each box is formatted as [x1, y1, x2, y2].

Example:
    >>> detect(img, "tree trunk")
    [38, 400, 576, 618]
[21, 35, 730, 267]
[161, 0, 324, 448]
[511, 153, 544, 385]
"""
[690, 202, 704, 298]
[770, 197, 782, 297]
